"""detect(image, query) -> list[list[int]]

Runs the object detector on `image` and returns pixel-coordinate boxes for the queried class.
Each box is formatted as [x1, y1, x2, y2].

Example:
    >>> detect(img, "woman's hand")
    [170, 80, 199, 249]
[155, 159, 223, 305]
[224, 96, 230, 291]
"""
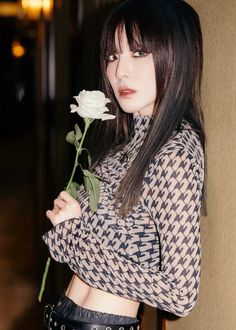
[46, 191, 82, 226]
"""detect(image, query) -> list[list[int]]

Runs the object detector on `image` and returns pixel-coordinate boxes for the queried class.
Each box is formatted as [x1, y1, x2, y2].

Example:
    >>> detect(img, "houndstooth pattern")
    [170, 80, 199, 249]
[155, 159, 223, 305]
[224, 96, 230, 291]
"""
[43, 116, 204, 317]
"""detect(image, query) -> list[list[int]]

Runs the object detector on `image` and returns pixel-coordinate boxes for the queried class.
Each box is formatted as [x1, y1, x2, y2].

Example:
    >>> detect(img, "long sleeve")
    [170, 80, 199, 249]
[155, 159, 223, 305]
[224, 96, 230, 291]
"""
[43, 145, 204, 316]
[42, 217, 84, 273]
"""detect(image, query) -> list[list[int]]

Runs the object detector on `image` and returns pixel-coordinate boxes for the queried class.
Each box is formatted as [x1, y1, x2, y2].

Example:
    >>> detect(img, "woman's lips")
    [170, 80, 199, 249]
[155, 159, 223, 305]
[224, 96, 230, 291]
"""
[118, 87, 136, 97]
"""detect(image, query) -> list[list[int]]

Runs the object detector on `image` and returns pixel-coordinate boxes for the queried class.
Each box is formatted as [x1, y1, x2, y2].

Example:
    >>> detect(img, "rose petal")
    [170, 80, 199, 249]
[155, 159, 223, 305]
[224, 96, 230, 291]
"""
[70, 104, 78, 113]
[100, 113, 116, 121]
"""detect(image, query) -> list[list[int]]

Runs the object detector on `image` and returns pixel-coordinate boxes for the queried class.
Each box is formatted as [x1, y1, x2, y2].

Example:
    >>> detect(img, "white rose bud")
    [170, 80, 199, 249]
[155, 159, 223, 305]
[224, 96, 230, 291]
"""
[70, 90, 116, 121]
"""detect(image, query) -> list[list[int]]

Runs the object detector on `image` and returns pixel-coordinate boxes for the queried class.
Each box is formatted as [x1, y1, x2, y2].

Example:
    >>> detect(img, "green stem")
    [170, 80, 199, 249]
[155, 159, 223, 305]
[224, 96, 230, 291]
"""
[65, 118, 92, 192]
[38, 118, 93, 303]
[38, 257, 51, 302]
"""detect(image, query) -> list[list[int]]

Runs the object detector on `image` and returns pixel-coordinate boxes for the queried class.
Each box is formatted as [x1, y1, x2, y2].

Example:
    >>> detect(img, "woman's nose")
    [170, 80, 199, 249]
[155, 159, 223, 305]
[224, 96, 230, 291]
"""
[116, 55, 132, 79]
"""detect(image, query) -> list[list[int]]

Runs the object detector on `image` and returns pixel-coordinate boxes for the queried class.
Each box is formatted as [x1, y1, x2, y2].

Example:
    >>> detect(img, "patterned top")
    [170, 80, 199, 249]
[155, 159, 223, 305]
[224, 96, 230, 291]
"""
[43, 115, 204, 317]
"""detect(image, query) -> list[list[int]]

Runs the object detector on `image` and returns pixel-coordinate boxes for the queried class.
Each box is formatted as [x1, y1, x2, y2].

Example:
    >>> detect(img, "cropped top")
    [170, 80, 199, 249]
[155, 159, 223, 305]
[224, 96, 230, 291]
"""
[43, 115, 204, 317]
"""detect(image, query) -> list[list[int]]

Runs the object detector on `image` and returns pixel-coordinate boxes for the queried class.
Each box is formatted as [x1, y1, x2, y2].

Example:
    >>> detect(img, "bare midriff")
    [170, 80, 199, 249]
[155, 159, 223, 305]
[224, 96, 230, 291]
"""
[65, 274, 140, 317]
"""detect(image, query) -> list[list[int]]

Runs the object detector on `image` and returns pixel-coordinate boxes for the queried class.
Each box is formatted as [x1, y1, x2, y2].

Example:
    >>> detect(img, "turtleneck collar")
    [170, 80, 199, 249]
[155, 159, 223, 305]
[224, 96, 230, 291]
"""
[132, 114, 152, 136]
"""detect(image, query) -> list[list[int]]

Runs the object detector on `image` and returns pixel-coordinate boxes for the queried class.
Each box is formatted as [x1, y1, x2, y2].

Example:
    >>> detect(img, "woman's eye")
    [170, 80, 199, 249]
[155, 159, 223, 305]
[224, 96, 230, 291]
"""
[133, 50, 149, 58]
[106, 54, 118, 62]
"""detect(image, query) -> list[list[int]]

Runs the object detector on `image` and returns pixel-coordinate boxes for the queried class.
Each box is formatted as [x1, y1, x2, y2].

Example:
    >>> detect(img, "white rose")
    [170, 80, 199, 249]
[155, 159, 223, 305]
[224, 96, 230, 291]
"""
[70, 90, 115, 121]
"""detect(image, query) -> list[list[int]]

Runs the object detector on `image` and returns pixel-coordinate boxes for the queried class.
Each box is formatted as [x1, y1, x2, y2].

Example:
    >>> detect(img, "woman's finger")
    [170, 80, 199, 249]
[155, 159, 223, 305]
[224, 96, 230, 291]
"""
[59, 191, 82, 216]
[46, 209, 55, 222]
[46, 209, 64, 226]
[59, 191, 77, 204]
[53, 198, 66, 210]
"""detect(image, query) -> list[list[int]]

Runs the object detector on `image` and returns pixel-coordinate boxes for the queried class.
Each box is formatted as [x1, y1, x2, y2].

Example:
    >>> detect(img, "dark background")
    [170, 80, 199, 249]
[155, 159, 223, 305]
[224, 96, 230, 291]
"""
[0, 1, 115, 328]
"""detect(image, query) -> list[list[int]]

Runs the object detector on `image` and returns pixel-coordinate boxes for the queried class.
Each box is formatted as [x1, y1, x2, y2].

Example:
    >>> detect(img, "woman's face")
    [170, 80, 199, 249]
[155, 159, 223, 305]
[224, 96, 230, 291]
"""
[106, 27, 156, 116]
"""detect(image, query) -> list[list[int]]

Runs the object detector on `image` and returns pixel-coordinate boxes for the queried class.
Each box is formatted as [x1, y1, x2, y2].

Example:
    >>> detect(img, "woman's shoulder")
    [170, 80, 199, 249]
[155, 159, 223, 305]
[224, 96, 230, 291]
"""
[157, 119, 204, 163]
[146, 119, 205, 181]
[144, 120, 205, 189]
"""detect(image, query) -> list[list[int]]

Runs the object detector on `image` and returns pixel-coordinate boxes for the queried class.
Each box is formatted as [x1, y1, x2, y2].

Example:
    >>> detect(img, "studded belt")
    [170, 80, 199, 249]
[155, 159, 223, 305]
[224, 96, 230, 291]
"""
[43, 304, 140, 330]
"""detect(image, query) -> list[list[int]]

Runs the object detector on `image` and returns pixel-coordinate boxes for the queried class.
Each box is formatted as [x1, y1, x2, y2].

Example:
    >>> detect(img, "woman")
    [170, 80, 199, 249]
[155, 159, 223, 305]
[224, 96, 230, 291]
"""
[43, 0, 205, 329]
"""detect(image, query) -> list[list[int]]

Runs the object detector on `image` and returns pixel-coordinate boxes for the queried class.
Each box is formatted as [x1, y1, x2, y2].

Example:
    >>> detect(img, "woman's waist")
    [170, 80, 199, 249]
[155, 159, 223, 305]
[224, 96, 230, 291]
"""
[66, 275, 139, 318]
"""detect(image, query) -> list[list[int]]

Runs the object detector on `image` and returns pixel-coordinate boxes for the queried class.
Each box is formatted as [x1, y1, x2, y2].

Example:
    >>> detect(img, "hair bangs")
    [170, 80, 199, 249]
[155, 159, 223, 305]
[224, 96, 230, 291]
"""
[101, 5, 158, 60]
[124, 20, 156, 54]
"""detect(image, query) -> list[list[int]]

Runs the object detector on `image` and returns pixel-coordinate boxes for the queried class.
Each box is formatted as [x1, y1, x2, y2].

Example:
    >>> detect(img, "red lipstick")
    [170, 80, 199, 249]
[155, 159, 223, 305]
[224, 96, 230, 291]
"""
[118, 87, 136, 97]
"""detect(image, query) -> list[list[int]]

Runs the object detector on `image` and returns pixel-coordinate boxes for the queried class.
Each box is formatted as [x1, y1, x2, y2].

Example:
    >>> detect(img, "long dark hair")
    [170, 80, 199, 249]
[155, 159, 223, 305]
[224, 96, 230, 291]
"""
[94, 0, 205, 215]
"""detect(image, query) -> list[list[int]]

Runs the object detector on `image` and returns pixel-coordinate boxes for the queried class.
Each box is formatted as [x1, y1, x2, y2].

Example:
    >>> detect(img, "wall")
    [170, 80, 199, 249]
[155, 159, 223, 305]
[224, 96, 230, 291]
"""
[168, 0, 236, 329]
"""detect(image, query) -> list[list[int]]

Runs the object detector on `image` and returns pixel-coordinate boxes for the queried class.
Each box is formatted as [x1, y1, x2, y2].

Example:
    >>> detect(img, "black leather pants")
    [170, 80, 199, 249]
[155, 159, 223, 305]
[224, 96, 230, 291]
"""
[43, 294, 140, 330]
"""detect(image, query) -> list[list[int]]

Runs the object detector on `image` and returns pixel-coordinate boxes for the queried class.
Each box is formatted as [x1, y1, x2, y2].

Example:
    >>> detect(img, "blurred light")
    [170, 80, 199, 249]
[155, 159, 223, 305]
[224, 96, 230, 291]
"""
[12, 40, 26, 58]
[21, 0, 53, 20]
[0, 3, 22, 17]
